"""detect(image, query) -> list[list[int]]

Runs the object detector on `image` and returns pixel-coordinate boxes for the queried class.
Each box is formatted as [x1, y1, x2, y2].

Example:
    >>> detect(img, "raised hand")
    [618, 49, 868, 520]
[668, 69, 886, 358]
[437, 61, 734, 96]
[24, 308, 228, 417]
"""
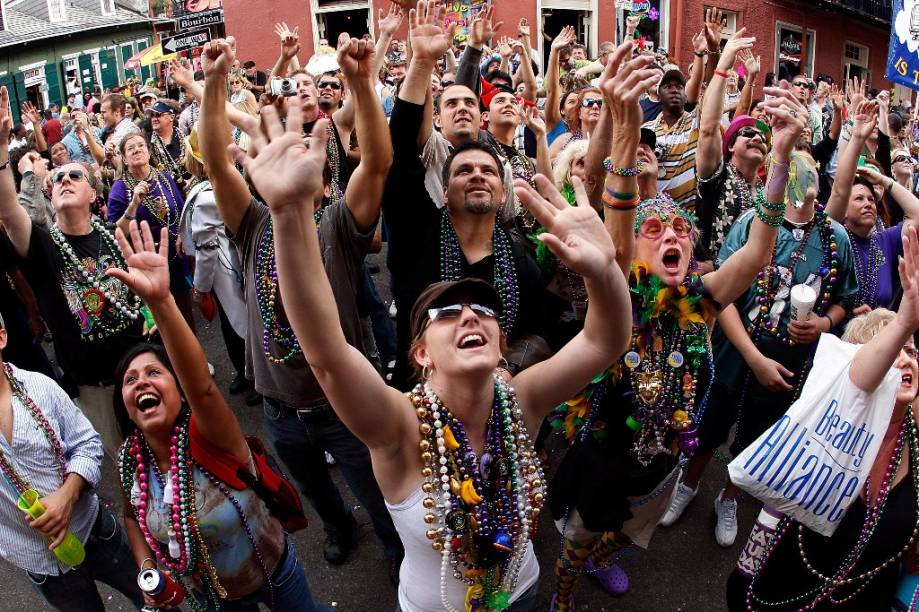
[202, 38, 236, 79]
[337, 32, 351, 50]
[717, 27, 755, 71]
[847, 75, 865, 110]
[515, 175, 615, 279]
[275, 22, 301, 60]
[228, 94, 330, 213]
[704, 6, 725, 52]
[739, 48, 760, 75]
[600, 42, 656, 130]
[520, 105, 546, 136]
[829, 84, 844, 110]
[337, 37, 376, 81]
[897, 226, 919, 331]
[760, 86, 808, 160]
[852, 99, 879, 141]
[877, 89, 890, 111]
[517, 18, 531, 40]
[378, 4, 404, 38]
[855, 165, 888, 186]
[625, 15, 641, 35]
[691, 30, 707, 55]
[468, 3, 502, 50]
[0, 88, 10, 147]
[497, 36, 513, 59]
[551, 25, 576, 51]
[106, 222, 171, 304]
[169, 58, 195, 88]
[409, 1, 455, 63]
[21, 102, 40, 125]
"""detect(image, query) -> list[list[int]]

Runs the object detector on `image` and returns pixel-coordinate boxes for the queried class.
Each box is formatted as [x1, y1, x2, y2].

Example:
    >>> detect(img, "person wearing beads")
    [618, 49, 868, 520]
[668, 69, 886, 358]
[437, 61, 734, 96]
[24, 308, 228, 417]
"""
[199, 38, 405, 572]
[727, 228, 919, 611]
[0, 311, 144, 611]
[107, 133, 194, 332]
[107, 221, 322, 611]
[231, 63, 631, 609]
[0, 87, 147, 458]
[545, 44, 803, 612]
[660, 98, 857, 548]
[824, 100, 919, 316]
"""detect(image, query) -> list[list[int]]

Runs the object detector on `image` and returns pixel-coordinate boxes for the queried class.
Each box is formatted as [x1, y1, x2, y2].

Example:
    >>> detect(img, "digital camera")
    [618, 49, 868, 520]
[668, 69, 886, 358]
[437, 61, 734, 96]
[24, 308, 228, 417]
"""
[270, 77, 297, 97]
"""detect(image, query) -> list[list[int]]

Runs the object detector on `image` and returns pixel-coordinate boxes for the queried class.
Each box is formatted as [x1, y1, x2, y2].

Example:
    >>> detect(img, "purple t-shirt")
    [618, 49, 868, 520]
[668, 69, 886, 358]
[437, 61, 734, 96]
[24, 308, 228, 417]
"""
[848, 222, 902, 309]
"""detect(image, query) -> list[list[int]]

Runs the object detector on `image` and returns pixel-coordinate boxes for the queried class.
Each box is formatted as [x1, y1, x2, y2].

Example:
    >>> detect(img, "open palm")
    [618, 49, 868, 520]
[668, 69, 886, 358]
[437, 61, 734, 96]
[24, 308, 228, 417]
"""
[107, 222, 171, 304]
[410, 1, 453, 62]
[898, 226, 919, 331]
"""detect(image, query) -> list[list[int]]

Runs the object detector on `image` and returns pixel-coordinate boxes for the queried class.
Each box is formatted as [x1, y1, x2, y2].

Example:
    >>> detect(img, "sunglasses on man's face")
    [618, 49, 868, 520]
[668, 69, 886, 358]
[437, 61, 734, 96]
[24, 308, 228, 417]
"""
[52, 169, 88, 184]
[427, 303, 497, 324]
[318, 81, 343, 90]
[737, 126, 766, 141]
[581, 98, 603, 109]
[792, 81, 809, 89]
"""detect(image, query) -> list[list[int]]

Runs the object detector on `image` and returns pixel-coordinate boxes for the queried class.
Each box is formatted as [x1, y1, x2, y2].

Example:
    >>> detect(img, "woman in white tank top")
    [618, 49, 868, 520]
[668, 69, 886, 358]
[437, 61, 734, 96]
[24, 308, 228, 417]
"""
[232, 13, 635, 608]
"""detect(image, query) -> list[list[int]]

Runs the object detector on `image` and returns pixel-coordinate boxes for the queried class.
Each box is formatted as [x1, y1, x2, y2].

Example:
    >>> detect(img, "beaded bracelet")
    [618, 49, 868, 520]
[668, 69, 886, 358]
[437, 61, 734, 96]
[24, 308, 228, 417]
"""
[602, 157, 644, 176]
[755, 205, 784, 227]
[760, 200, 786, 211]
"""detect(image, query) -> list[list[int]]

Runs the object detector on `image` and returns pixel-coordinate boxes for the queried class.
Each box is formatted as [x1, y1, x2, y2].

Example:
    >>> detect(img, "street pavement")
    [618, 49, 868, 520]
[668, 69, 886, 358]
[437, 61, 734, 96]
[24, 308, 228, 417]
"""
[0, 251, 760, 611]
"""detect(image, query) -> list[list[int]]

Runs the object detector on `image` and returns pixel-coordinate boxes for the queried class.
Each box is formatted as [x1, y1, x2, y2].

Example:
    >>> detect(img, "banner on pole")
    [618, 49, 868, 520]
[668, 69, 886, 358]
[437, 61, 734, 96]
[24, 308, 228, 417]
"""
[887, 0, 919, 90]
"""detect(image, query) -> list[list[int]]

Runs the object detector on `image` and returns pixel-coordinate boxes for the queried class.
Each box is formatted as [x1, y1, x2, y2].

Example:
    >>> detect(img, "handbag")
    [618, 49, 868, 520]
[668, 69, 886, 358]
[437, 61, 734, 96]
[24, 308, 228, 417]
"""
[728, 333, 899, 537]
[189, 416, 309, 533]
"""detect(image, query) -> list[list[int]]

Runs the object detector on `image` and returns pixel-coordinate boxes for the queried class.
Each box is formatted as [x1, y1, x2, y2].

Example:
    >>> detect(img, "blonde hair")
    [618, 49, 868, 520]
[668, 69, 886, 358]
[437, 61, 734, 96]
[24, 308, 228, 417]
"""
[233, 90, 259, 116]
[841, 308, 896, 344]
[552, 139, 589, 192]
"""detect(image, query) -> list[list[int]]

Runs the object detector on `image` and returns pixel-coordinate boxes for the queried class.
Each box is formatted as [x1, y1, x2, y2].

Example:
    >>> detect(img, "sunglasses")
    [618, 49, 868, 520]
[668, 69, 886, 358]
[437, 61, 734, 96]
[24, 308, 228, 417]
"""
[52, 169, 88, 184]
[638, 216, 694, 239]
[318, 81, 343, 90]
[792, 81, 809, 88]
[894, 155, 916, 164]
[737, 126, 767, 140]
[581, 98, 603, 109]
[427, 303, 497, 324]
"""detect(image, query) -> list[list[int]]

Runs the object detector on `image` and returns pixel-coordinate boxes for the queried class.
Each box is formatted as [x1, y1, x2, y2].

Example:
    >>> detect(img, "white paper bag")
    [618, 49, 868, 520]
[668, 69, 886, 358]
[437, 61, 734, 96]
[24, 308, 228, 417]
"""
[728, 334, 900, 536]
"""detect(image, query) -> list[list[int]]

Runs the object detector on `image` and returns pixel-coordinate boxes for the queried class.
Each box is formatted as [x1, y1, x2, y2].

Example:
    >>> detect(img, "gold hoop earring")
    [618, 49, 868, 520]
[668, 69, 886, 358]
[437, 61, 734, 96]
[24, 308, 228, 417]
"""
[422, 365, 431, 380]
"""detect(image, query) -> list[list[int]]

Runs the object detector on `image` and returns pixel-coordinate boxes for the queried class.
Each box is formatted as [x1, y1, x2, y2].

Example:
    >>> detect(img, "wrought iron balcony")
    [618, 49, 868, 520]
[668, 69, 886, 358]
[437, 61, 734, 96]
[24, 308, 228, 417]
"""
[816, 0, 891, 24]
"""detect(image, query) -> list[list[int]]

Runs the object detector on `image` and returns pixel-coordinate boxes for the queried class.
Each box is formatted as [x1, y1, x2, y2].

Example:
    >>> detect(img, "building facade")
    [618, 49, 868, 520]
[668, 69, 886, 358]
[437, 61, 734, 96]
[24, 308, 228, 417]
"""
[223, 0, 895, 97]
[1, 0, 154, 122]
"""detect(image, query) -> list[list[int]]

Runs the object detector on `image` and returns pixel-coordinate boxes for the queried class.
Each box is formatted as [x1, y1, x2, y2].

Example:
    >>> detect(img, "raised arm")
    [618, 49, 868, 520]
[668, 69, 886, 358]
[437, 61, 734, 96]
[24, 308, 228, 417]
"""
[400, 0, 454, 150]
[734, 50, 760, 118]
[0, 87, 33, 256]
[857, 164, 919, 221]
[545, 26, 576, 133]
[22, 103, 47, 153]
[269, 23, 301, 79]
[512, 175, 631, 432]
[373, 4, 405, 78]
[701, 8, 725, 87]
[685, 31, 707, 105]
[696, 28, 755, 181]
[826, 100, 878, 222]
[851, 227, 919, 392]
[107, 222, 249, 462]
[229, 100, 409, 453]
[339, 38, 391, 230]
[513, 21, 537, 102]
[199, 39, 252, 235]
[704, 87, 807, 306]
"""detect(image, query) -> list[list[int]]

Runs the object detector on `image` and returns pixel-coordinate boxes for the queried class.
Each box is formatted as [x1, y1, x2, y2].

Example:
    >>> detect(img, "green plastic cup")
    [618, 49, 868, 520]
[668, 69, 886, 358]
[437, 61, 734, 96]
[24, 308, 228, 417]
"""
[17, 489, 86, 566]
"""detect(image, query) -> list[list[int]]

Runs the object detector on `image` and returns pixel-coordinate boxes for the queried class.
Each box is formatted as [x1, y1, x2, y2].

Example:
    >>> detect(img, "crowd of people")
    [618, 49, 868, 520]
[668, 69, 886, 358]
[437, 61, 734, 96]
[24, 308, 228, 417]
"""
[1, 1, 919, 610]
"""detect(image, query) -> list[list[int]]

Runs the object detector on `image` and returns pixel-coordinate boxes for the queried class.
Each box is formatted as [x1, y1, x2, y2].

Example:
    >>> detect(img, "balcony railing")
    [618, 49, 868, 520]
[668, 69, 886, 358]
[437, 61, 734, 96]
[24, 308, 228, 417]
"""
[818, 0, 891, 24]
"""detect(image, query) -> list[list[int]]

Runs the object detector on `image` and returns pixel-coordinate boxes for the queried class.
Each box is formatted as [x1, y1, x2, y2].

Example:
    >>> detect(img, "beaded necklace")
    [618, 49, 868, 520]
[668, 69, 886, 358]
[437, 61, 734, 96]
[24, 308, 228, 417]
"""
[0, 364, 69, 495]
[50, 218, 143, 339]
[254, 209, 326, 365]
[620, 264, 715, 465]
[121, 168, 183, 237]
[150, 131, 184, 183]
[440, 209, 520, 335]
[409, 375, 544, 612]
[118, 410, 226, 611]
[750, 208, 839, 346]
[846, 228, 885, 309]
[745, 407, 919, 610]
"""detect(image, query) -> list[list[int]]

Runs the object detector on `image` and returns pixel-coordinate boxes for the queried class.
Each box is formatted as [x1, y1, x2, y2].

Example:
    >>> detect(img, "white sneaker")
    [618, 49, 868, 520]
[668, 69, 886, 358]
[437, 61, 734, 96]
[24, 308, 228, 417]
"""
[714, 489, 738, 547]
[659, 482, 698, 527]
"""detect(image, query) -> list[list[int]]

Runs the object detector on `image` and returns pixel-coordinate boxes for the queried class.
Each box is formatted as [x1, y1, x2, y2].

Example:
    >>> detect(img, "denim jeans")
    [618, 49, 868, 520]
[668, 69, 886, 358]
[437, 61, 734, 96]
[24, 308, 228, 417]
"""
[26, 506, 144, 611]
[263, 399, 404, 558]
[191, 537, 328, 612]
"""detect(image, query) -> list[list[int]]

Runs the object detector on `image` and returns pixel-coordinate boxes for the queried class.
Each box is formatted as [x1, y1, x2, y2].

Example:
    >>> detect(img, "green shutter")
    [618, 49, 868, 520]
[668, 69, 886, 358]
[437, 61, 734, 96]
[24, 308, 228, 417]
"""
[121, 43, 136, 79]
[0, 73, 18, 124]
[12, 71, 27, 123]
[44, 63, 62, 109]
[78, 54, 95, 94]
[100, 48, 118, 90]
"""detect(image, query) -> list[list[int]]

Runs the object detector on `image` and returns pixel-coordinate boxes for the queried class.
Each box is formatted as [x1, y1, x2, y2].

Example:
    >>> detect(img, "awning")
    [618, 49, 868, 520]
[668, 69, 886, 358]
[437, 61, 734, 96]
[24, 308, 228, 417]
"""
[124, 44, 176, 71]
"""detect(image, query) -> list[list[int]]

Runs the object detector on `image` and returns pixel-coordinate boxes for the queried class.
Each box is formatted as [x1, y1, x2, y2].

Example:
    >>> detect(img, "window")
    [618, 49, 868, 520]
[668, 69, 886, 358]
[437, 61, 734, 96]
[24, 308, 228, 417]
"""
[47, 0, 67, 22]
[845, 42, 868, 63]
[844, 41, 870, 89]
[775, 23, 815, 80]
[617, 0, 670, 54]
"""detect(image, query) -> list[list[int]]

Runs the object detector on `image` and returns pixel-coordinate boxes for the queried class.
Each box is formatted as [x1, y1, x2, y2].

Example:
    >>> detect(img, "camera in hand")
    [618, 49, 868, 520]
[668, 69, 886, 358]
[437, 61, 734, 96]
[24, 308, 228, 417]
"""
[270, 77, 297, 97]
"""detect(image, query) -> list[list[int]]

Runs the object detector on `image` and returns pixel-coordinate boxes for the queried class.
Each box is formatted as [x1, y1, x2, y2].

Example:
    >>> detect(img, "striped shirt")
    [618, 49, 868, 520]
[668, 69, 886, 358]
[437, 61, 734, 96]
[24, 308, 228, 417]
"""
[0, 364, 102, 575]
[643, 107, 701, 210]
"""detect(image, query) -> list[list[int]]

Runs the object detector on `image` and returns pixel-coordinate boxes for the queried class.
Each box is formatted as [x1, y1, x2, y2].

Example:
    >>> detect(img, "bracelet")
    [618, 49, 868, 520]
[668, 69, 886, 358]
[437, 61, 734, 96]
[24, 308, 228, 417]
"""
[714, 69, 730, 79]
[602, 193, 640, 211]
[140, 557, 156, 570]
[823, 314, 836, 329]
[760, 200, 786, 211]
[124, 212, 136, 221]
[605, 188, 637, 200]
[754, 204, 785, 227]
[603, 157, 644, 176]
[694, 50, 708, 57]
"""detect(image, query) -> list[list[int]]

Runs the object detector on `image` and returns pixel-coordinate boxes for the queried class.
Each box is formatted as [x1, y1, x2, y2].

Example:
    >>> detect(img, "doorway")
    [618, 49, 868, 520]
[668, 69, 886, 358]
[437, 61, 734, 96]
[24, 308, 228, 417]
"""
[317, 9, 369, 47]
[25, 84, 46, 109]
[542, 8, 589, 68]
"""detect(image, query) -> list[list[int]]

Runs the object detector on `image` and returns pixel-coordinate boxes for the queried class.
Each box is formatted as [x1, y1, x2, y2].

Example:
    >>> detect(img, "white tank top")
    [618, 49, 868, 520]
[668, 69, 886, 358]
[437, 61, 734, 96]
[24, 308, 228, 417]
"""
[386, 486, 540, 612]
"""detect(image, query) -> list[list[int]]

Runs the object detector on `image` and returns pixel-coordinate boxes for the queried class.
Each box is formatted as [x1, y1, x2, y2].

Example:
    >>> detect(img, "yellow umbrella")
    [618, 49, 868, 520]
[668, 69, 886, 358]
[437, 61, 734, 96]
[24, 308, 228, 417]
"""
[124, 44, 177, 71]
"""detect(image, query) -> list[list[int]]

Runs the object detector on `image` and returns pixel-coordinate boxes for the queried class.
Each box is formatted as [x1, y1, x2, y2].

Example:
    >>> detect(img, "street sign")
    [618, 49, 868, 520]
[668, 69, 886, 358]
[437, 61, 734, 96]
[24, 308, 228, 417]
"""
[175, 8, 223, 32]
[162, 28, 212, 54]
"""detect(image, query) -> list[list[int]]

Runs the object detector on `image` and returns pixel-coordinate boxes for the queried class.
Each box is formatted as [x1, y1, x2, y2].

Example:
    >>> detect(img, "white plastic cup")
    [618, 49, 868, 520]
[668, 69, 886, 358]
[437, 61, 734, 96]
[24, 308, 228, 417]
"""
[789, 284, 817, 321]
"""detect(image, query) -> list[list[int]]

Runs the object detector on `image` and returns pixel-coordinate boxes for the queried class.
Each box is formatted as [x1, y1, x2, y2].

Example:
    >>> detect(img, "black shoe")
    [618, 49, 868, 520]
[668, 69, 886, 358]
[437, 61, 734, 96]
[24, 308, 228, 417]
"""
[229, 374, 249, 395]
[388, 554, 403, 587]
[244, 389, 263, 407]
[323, 531, 355, 565]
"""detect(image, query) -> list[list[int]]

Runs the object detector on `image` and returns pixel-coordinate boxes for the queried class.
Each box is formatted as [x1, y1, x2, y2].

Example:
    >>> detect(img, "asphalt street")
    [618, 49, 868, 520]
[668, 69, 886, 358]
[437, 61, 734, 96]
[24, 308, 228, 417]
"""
[0, 251, 759, 611]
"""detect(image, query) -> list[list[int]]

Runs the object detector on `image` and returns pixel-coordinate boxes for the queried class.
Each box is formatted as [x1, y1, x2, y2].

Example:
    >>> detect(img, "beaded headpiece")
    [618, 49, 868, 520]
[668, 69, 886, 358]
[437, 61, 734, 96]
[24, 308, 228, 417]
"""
[634, 193, 699, 242]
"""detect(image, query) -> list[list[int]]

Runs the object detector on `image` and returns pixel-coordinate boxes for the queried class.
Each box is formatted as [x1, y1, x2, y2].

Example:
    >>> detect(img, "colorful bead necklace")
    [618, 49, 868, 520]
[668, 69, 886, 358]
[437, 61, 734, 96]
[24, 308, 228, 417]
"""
[846, 228, 885, 309]
[440, 209, 520, 335]
[409, 375, 544, 611]
[750, 209, 839, 346]
[50, 218, 143, 339]
[253, 209, 325, 365]
[150, 131, 185, 184]
[0, 364, 70, 495]
[121, 167, 183, 237]
[744, 407, 919, 610]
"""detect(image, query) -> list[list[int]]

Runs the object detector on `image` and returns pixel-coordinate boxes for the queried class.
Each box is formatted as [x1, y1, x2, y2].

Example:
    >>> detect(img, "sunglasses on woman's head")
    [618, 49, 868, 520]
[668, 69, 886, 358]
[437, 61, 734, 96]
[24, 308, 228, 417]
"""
[427, 303, 497, 323]
[52, 169, 88, 184]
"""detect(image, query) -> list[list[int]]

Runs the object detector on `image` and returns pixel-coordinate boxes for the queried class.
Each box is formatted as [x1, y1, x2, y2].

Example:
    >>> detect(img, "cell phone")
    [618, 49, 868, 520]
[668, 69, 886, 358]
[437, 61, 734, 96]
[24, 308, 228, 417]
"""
[270, 77, 297, 97]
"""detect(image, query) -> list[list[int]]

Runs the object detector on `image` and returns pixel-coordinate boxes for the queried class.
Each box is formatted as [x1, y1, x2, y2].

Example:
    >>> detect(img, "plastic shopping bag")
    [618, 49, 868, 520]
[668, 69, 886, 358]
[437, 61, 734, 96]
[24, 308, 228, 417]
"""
[728, 333, 899, 537]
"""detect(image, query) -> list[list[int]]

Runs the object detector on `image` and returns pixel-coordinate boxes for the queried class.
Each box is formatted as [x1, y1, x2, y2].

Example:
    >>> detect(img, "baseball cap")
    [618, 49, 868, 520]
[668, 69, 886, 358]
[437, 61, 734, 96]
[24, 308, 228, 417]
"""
[409, 279, 503, 340]
[640, 127, 657, 149]
[151, 100, 176, 115]
[658, 69, 686, 91]
[242, 60, 256, 69]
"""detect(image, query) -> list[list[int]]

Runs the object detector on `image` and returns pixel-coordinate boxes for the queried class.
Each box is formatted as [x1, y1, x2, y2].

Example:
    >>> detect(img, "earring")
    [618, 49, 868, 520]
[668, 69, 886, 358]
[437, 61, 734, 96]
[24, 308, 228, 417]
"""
[499, 357, 510, 370]
[422, 365, 431, 380]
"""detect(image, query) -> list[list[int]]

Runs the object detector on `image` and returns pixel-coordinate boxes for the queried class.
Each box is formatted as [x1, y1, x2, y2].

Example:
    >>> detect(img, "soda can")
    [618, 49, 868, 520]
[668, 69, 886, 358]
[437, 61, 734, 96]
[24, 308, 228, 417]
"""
[137, 568, 185, 607]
